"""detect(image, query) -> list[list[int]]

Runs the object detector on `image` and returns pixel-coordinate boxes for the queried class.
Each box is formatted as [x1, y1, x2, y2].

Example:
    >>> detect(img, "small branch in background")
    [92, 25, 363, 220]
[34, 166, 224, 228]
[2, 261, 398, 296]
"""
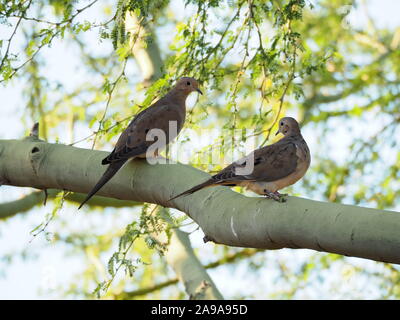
[0, 0, 100, 83]
[43, 189, 48, 206]
[0, 189, 141, 220]
[29, 190, 67, 243]
[125, 11, 163, 85]
[189, 281, 212, 300]
[116, 248, 261, 299]
[29, 122, 39, 139]
[69, 114, 135, 146]
[156, 209, 224, 300]
[68, 111, 75, 145]
[90, 57, 128, 149]
[261, 47, 297, 147]
[0, 0, 34, 72]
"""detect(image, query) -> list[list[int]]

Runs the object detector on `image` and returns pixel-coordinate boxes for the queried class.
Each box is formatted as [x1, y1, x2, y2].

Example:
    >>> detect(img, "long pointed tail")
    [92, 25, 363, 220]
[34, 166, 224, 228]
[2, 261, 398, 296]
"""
[169, 179, 216, 201]
[78, 160, 127, 209]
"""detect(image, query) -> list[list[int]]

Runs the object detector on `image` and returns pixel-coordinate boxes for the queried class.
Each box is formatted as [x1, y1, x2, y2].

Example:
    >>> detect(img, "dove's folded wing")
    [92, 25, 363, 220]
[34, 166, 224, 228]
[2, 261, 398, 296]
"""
[210, 141, 298, 184]
[102, 104, 185, 164]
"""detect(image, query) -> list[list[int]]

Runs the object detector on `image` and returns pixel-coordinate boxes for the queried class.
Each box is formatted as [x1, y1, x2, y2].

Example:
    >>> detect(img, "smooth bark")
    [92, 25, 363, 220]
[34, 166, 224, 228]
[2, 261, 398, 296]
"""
[1, 137, 400, 265]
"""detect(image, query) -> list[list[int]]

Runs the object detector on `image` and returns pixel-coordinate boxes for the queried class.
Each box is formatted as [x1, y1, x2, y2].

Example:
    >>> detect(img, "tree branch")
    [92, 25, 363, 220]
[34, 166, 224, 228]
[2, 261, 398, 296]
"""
[116, 248, 261, 299]
[0, 189, 140, 220]
[125, 11, 163, 84]
[160, 229, 224, 300]
[1, 138, 400, 265]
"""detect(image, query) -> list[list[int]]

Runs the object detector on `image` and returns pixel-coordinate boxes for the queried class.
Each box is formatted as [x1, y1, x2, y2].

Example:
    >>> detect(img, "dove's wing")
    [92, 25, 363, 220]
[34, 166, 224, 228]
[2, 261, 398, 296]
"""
[169, 138, 299, 200]
[211, 139, 298, 183]
[102, 103, 185, 164]
[80, 101, 186, 209]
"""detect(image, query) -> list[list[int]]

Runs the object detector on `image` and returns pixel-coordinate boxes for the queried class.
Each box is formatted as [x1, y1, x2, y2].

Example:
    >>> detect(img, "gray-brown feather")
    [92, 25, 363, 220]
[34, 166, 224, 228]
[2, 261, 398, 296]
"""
[82, 77, 199, 209]
[169, 133, 309, 200]
[102, 102, 185, 164]
[210, 135, 300, 184]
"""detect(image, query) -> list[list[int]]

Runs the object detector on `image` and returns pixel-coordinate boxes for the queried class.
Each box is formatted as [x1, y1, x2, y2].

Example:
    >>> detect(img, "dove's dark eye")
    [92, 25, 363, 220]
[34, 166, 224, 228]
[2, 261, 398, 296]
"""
[186, 81, 191, 86]
[280, 122, 283, 126]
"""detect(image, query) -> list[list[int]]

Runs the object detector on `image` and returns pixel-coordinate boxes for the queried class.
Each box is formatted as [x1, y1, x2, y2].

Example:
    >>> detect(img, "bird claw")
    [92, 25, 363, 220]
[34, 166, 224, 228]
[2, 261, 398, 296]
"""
[264, 191, 287, 203]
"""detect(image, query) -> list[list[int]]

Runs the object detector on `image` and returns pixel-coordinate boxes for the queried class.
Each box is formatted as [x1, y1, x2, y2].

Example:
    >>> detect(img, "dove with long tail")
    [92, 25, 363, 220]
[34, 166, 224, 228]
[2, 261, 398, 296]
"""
[79, 77, 202, 209]
[170, 117, 310, 202]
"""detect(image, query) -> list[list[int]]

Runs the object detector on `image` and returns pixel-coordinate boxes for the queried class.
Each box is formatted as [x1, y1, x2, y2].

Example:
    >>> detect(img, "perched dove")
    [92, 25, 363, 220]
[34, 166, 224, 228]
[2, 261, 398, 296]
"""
[78, 77, 202, 209]
[170, 117, 310, 201]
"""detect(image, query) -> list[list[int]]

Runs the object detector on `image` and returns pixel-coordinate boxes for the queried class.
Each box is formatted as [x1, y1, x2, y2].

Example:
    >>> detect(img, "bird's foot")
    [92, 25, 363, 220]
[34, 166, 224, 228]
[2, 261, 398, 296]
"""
[264, 190, 287, 203]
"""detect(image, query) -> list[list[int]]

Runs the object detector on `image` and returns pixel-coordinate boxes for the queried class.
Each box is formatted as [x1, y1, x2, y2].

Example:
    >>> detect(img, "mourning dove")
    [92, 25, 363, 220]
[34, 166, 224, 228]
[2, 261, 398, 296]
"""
[170, 117, 310, 202]
[78, 77, 202, 209]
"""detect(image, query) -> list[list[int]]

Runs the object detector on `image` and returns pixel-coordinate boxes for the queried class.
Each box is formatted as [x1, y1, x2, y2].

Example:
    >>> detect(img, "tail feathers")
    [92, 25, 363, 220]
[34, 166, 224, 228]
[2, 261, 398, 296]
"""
[169, 179, 216, 201]
[78, 160, 126, 210]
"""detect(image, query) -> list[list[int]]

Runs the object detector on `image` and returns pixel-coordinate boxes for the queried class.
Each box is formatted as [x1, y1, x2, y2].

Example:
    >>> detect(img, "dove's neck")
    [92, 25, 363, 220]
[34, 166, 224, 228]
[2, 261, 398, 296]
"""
[165, 88, 190, 107]
[286, 128, 301, 137]
[284, 132, 303, 141]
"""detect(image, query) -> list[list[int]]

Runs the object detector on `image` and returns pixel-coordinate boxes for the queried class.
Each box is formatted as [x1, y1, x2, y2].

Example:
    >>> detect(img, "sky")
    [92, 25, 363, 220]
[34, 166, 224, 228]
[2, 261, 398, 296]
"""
[0, 0, 400, 299]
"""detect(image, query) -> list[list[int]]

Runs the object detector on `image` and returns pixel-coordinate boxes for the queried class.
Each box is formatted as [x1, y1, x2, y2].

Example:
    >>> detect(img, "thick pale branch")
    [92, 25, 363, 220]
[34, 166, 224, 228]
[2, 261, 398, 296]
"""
[1, 138, 400, 264]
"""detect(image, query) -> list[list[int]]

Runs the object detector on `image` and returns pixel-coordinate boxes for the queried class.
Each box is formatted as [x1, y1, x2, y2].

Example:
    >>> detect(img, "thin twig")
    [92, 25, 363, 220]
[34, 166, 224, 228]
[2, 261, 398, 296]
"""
[0, 0, 34, 71]
[0, 0, 100, 83]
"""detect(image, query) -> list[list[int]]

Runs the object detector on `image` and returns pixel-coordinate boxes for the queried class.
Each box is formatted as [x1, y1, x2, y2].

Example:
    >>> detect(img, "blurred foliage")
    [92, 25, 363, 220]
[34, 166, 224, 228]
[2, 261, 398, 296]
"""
[1, 0, 400, 299]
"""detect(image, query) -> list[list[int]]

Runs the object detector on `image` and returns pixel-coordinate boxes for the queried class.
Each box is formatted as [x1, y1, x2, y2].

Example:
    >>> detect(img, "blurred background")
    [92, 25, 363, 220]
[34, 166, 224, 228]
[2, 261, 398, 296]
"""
[0, 0, 399, 299]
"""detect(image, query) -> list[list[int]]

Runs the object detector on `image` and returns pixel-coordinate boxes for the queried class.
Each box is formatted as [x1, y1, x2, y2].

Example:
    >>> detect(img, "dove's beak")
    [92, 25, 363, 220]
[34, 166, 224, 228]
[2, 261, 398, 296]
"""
[275, 129, 280, 136]
[196, 88, 203, 95]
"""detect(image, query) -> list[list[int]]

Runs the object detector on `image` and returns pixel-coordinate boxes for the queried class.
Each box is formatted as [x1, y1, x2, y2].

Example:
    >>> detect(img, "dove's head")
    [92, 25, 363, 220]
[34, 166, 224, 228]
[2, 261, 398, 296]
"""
[276, 117, 301, 136]
[175, 77, 203, 95]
